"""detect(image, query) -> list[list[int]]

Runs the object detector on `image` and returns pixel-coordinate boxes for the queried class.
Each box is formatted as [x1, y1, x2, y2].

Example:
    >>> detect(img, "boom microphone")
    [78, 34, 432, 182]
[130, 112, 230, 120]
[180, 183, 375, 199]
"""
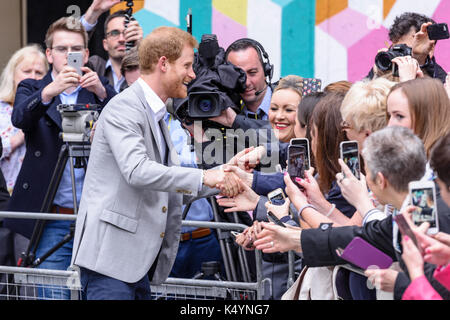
[254, 84, 268, 96]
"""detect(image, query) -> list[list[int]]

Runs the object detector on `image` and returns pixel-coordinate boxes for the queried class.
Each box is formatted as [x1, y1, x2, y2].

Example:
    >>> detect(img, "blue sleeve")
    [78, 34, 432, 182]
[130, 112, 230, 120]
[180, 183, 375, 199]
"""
[252, 171, 285, 196]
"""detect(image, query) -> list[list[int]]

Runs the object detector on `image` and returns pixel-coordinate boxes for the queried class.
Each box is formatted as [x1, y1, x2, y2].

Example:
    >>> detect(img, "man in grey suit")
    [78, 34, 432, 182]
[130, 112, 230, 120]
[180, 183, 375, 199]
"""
[71, 26, 239, 300]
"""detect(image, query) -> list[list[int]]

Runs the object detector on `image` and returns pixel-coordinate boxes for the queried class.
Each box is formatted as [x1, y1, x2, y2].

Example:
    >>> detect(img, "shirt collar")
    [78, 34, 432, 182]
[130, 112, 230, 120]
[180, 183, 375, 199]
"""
[242, 86, 272, 120]
[136, 77, 166, 122]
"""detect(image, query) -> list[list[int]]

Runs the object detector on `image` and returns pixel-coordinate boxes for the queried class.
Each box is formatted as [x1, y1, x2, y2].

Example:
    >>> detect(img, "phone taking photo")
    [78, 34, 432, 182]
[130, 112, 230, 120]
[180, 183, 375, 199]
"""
[267, 211, 286, 228]
[427, 23, 449, 41]
[67, 52, 83, 76]
[393, 212, 422, 254]
[287, 145, 308, 188]
[267, 188, 286, 206]
[290, 138, 311, 170]
[409, 181, 439, 235]
[340, 141, 361, 179]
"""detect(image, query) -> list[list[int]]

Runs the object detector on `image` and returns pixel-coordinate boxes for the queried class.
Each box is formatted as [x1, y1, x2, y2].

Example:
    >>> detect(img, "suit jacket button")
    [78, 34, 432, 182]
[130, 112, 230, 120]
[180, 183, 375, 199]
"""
[162, 206, 167, 213]
[160, 232, 165, 238]
[320, 224, 329, 231]
[35, 151, 41, 157]
[22, 183, 29, 190]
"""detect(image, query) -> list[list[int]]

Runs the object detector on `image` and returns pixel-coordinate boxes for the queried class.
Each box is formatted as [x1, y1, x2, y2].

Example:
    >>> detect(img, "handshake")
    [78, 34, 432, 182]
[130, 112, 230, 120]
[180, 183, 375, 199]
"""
[202, 146, 266, 197]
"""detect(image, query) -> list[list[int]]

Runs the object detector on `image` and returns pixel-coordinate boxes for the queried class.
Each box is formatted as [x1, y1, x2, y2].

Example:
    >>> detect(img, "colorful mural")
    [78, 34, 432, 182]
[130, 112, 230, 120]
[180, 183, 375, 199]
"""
[115, 0, 449, 86]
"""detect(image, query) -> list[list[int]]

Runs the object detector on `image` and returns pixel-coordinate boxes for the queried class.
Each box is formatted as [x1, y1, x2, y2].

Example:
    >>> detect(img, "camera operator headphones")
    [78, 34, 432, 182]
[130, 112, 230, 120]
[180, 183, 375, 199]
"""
[225, 38, 274, 83]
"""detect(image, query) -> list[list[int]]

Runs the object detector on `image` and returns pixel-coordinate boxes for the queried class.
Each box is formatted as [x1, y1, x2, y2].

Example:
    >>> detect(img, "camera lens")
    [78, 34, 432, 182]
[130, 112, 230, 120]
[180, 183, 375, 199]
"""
[198, 97, 213, 112]
[375, 51, 393, 71]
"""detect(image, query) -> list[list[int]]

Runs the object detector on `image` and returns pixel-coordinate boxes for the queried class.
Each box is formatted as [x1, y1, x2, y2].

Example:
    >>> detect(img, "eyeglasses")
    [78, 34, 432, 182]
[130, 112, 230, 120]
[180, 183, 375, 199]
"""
[51, 46, 85, 54]
[340, 120, 352, 130]
[106, 29, 126, 39]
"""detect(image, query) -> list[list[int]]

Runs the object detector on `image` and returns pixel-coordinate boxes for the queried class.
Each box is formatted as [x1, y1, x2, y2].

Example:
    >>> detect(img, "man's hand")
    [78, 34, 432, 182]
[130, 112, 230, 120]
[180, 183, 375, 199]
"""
[364, 268, 399, 292]
[124, 19, 144, 45]
[203, 165, 240, 197]
[412, 22, 436, 65]
[392, 56, 424, 82]
[210, 107, 237, 127]
[81, 67, 107, 100]
[85, 0, 121, 25]
[223, 165, 253, 188]
[41, 66, 80, 103]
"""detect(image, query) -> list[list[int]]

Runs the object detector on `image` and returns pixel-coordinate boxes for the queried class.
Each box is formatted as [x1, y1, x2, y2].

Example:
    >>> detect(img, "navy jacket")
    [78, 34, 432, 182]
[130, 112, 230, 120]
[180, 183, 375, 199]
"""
[4, 71, 115, 238]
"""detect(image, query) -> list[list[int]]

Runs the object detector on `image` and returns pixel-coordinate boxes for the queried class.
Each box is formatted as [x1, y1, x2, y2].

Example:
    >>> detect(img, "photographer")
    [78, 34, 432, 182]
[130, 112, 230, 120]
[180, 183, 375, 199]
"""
[210, 38, 274, 131]
[3, 16, 116, 299]
[87, 8, 143, 93]
[367, 12, 447, 83]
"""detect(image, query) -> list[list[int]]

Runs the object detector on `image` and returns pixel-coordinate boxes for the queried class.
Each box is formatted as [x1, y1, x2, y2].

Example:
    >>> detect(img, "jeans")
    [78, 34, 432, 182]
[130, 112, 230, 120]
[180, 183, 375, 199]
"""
[35, 220, 74, 300]
[80, 267, 151, 300]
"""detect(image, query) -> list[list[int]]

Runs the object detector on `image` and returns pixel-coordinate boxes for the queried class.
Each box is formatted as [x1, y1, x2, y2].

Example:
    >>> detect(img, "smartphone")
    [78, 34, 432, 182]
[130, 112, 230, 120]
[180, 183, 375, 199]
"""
[427, 23, 449, 41]
[290, 138, 311, 170]
[67, 52, 83, 76]
[340, 141, 360, 179]
[409, 181, 439, 235]
[287, 145, 308, 187]
[267, 211, 286, 228]
[267, 188, 286, 206]
[393, 213, 422, 254]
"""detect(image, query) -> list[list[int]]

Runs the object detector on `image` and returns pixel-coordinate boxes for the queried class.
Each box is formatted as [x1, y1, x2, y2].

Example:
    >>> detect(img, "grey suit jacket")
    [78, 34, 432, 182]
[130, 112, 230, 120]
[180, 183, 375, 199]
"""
[71, 81, 214, 284]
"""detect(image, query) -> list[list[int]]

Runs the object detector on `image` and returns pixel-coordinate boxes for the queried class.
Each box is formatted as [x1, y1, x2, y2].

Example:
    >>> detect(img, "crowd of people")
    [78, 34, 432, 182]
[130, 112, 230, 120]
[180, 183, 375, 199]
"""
[0, 0, 449, 300]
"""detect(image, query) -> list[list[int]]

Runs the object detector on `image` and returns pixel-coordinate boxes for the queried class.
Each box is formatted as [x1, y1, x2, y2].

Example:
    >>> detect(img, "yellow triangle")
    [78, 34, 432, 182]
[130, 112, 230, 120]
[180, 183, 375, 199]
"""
[212, 0, 247, 26]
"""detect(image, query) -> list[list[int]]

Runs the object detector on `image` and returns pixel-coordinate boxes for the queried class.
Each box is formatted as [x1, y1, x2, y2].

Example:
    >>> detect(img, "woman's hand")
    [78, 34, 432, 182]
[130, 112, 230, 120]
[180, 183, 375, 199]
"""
[401, 235, 425, 281]
[216, 179, 260, 213]
[265, 198, 290, 220]
[336, 159, 374, 215]
[253, 222, 302, 253]
[283, 172, 308, 209]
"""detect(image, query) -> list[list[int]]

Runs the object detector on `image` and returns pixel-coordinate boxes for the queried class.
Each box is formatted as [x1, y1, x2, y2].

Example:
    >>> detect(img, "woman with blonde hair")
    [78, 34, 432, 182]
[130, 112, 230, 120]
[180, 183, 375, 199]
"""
[268, 75, 303, 143]
[0, 44, 48, 193]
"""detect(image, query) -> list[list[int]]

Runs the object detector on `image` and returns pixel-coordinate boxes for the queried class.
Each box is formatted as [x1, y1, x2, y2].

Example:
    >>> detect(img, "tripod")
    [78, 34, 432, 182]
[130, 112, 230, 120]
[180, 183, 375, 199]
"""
[19, 142, 90, 268]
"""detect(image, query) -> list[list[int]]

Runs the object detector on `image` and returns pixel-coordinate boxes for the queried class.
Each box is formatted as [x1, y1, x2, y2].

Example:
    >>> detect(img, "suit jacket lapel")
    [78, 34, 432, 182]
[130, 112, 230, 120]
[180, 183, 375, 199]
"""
[130, 82, 163, 163]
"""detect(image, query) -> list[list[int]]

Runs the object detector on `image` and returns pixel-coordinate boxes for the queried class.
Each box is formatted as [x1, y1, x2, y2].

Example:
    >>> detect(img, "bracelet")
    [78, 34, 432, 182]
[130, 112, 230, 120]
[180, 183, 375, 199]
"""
[325, 203, 336, 217]
[298, 204, 316, 221]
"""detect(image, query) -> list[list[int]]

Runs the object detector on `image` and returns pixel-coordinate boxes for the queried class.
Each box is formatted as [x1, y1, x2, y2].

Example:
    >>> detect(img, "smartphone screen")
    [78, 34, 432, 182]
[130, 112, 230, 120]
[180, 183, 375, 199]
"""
[288, 145, 306, 184]
[410, 187, 437, 229]
[269, 192, 285, 206]
[341, 141, 360, 179]
[290, 138, 310, 170]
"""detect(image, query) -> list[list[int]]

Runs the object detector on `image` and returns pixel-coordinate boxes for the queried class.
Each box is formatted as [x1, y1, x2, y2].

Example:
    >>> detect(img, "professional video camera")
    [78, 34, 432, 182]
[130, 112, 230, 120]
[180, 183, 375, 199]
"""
[56, 104, 100, 143]
[172, 34, 247, 125]
[374, 43, 412, 75]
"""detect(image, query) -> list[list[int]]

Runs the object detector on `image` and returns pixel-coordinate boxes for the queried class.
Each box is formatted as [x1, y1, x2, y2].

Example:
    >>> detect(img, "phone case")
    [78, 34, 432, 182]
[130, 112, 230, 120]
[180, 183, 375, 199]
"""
[339, 237, 393, 270]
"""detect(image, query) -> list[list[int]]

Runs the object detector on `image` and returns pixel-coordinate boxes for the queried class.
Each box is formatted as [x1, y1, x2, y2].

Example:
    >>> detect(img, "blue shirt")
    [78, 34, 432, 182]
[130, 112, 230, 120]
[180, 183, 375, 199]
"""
[52, 85, 86, 209]
[105, 59, 126, 93]
[240, 86, 272, 120]
[164, 113, 214, 233]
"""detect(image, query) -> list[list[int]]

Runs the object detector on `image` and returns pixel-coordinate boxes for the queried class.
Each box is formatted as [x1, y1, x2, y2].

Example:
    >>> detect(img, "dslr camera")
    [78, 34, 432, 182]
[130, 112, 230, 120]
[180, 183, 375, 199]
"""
[374, 44, 412, 75]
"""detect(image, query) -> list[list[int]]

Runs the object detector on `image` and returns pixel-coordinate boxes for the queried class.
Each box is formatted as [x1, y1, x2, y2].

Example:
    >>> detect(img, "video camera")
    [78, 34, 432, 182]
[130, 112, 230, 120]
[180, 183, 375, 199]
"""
[172, 34, 246, 125]
[56, 104, 100, 143]
[374, 44, 412, 76]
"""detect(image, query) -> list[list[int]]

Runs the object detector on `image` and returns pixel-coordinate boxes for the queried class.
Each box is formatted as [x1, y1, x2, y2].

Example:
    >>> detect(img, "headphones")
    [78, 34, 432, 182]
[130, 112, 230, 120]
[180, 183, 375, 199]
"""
[225, 38, 274, 83]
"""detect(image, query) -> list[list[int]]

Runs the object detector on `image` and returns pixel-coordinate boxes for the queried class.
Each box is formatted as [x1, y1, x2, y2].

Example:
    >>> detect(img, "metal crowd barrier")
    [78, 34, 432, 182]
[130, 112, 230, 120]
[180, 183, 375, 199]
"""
[0, 211, 267, 300]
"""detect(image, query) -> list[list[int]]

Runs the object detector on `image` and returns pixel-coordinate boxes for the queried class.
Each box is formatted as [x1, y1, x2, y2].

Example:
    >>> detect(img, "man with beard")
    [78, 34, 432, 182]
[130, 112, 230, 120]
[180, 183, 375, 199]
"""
[71, 26, 241, 300]
[87, 9, 143, 93]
